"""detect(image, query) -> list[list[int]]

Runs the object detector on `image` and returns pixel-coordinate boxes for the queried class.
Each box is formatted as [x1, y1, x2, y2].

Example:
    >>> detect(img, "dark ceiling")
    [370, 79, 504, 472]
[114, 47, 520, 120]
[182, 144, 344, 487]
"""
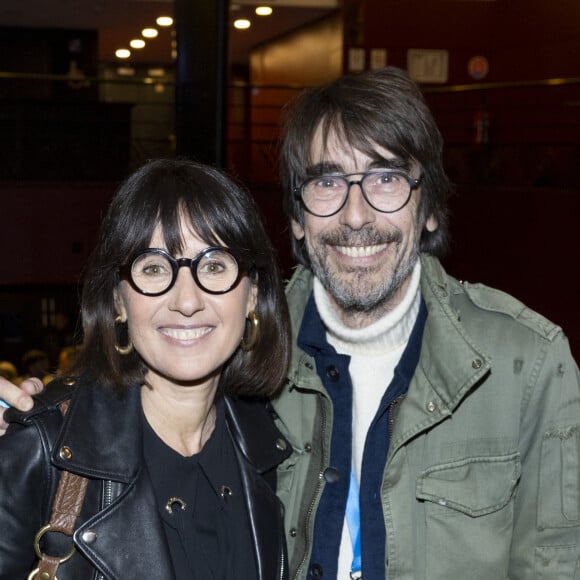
[0, 0, 337, 66]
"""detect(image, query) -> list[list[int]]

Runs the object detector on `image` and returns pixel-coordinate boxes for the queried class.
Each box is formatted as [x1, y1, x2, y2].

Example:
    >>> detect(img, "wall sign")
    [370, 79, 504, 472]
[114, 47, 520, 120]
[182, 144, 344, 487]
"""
[407, 49, 449, 83]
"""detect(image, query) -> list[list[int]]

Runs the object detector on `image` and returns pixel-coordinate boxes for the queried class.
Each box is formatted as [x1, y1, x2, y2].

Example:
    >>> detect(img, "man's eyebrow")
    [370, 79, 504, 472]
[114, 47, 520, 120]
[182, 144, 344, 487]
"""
[368, 157, 409, 171]
[305, 157, 410, 177]
[305, 163, 343, 177]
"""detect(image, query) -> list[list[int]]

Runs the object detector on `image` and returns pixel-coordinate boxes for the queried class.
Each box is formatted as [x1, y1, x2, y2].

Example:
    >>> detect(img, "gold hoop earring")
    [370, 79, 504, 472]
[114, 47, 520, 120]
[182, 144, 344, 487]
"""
[114, 315, 133, 355]
[241, 311, 260, 352]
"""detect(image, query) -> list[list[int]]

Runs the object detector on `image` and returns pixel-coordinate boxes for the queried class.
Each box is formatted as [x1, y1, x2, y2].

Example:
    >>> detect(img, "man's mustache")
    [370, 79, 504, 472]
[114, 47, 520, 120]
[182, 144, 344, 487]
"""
[318, 227, 402, 247]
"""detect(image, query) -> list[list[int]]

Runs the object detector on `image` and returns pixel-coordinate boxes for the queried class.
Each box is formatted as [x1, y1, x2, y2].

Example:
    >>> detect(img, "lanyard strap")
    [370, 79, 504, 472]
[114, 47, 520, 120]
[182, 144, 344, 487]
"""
[346, 469, 362, 578]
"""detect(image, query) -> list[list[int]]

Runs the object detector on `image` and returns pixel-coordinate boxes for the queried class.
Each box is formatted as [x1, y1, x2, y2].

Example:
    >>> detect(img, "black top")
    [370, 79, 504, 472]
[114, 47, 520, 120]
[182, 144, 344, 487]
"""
[143, 397, 258, 580]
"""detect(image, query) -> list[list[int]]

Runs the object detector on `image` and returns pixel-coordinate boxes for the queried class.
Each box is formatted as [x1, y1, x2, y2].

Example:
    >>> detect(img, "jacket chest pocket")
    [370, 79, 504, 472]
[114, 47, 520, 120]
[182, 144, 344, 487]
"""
[415, 452, 520, 580]
[416, 452, 520, 517]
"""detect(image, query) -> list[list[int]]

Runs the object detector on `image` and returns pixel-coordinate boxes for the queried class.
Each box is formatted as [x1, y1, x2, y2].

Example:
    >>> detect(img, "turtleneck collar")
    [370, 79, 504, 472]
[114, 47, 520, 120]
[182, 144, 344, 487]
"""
[313, 260, 421, 356]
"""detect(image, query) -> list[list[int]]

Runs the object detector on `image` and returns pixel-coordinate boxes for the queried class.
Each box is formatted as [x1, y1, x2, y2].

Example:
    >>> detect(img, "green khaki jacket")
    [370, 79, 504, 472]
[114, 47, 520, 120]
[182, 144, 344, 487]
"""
[272, 254, 580, 580]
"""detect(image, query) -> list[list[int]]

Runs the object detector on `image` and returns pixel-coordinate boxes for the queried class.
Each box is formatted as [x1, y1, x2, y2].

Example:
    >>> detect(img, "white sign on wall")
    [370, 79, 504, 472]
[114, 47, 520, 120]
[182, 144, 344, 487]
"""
[407, 49, 449, 83]
[370, 49, 387, 70]
[348, 47, 366, 72]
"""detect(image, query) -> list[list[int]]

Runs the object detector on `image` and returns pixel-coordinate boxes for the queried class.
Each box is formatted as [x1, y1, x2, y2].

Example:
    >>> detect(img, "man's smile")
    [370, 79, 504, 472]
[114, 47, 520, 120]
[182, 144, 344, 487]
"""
[334, 243, 388, 258]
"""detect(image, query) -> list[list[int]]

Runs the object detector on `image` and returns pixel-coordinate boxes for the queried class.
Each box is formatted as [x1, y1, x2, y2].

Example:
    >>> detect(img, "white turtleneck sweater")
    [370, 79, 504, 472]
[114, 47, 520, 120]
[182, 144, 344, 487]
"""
[312, 260, 421, 577]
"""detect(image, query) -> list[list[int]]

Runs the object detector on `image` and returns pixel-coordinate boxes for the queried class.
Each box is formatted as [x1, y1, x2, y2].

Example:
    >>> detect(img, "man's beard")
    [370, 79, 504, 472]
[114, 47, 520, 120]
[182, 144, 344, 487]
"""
[306, 227, 419, 315]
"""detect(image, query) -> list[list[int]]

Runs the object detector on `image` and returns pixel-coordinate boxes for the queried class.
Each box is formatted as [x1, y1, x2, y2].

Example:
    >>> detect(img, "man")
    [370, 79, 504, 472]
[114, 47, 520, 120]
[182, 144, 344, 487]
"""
[2, 67, 580, 579]
[270, 66, 580, 579]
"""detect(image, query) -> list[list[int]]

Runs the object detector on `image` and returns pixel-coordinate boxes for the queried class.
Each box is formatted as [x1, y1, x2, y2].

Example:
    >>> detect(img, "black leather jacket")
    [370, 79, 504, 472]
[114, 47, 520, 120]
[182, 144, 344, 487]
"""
[0, 376, 290, 580]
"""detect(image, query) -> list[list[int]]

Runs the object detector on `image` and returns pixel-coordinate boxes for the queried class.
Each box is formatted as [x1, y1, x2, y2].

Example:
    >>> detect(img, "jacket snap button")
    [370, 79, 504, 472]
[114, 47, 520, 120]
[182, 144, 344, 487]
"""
[82, 530, 97, 544]
[59, 446, 73, 460]
[275, 438, 287, 452]
[426, 401, 437, 413]
[304, 443, 312, 453]
[326, 365, 339, 382]
[289, 527, 297, 537]
[472, 358, 482, 369]
[62, 377, 76, 386]
[310, 563, 323, 578]
[323, 467, 340, 483]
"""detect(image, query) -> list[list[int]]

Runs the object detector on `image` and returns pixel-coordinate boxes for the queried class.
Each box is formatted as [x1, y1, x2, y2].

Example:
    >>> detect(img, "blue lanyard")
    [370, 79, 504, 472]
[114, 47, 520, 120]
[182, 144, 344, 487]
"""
[346, 469, 362, 578]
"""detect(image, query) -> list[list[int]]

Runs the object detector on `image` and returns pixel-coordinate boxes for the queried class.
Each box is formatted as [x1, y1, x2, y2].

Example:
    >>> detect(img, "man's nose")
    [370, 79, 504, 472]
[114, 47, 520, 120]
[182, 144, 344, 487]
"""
[338, 181, 376, 229]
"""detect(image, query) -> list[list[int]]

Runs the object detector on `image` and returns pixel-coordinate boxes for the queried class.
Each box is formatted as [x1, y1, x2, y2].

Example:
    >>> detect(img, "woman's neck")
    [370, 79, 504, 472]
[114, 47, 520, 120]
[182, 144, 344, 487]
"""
[140, 376, 218, 457]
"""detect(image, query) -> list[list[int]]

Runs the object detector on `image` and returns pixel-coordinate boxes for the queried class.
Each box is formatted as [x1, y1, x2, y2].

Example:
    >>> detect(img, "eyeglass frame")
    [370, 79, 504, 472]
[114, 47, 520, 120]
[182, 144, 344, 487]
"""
[119, 246, 247, 297]
[293, 169, 423, 218]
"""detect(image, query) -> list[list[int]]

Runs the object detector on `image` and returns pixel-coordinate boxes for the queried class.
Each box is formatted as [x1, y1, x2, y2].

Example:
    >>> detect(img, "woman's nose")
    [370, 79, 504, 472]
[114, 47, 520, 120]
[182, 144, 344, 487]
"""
[167, 267, 205, 315]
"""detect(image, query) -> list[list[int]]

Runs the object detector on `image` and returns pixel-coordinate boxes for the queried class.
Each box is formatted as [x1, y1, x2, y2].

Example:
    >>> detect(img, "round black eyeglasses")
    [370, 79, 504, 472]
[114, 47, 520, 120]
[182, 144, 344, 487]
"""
[120, 247, 243, 296]
[294, 170, 422, 217]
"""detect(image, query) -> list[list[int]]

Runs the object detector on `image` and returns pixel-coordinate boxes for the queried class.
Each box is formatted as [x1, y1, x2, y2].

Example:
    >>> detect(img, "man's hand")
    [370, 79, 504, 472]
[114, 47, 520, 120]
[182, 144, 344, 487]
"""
[0, 377, 44, 435]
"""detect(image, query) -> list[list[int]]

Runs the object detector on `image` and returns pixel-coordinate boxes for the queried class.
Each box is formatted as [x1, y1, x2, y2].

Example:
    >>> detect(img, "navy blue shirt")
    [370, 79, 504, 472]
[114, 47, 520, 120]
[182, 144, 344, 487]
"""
[299, 293, 427, 579]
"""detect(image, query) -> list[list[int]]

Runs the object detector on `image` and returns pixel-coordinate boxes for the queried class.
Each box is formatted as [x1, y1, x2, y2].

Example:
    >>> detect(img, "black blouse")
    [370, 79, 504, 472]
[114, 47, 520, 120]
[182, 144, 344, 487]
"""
[143, 398, 258, 580]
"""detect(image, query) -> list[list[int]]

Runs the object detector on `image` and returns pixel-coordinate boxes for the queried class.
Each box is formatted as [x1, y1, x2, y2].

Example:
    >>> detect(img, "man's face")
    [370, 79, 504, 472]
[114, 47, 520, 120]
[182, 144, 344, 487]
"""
[292, 129, 437, 328]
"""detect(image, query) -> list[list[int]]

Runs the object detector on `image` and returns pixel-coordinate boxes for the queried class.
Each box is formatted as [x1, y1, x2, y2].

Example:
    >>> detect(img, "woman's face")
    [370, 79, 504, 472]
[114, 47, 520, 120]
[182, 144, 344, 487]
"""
[115, 218, 257, 393]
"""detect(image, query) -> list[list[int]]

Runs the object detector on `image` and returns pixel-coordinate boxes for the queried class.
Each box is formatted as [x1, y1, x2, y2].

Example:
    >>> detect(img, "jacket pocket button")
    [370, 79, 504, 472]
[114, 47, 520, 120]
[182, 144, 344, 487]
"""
[275, 438, 288, 452]
[426, 401, 437, 413]
[59, 446, 73, 460]
[82, 530, 97, 544]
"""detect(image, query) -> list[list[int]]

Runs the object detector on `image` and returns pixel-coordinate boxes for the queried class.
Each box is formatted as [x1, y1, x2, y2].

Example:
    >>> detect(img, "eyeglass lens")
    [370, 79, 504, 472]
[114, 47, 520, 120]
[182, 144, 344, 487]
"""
[130, 249, 239, 295]
[302, 170, 414, 216]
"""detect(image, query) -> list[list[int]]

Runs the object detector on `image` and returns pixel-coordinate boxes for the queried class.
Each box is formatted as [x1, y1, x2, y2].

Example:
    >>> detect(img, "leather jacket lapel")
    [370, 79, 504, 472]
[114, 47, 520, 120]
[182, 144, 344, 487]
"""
[74, 465, 175, 579]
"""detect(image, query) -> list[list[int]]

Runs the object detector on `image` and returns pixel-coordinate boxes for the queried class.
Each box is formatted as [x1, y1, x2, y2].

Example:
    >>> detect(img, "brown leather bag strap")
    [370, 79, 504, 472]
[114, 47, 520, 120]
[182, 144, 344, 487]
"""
[30, 399, 89, 580]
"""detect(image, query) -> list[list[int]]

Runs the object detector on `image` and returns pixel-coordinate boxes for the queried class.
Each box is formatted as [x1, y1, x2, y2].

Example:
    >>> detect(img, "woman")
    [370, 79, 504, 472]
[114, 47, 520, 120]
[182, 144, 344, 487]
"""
[0, 159, 292, 579]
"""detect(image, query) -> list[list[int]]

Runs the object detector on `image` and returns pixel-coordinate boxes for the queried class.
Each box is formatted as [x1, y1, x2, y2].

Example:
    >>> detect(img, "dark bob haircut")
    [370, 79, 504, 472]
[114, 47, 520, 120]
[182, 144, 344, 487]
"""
[280, 66, 452, 266]
[70, 158, 291, 398]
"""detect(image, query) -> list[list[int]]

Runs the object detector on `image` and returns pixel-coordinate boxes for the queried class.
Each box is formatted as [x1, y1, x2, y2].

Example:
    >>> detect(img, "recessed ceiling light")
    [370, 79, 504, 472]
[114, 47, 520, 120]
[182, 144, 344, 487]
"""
[130, 39, 146, 49]
[142, 28, 159, 38]
[115, 49, 131, 59]
[255, 6, 273, 16]
[156, 16, 173, 27]
[234, 18, 251, 30]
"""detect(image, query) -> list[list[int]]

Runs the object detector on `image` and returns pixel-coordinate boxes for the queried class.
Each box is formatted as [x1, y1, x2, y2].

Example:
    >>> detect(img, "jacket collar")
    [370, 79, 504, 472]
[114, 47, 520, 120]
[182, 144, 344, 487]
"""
[48, 378, 291, 481]
[284, 257, 491, 409]
[51, 377, 143, 481]
[224, 397, 291, 472]
[418, 254, 491, 412]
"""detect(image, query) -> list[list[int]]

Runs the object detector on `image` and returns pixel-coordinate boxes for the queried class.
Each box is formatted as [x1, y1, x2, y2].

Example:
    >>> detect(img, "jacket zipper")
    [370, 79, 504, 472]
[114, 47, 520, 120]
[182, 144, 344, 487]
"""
[279, 546, 286, 580]
[94, 480, 114, 580]
[292, 392, 328, 580]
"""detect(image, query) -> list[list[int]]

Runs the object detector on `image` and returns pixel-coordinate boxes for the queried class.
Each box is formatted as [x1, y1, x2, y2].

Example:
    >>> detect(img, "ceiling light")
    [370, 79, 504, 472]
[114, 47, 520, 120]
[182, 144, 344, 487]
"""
[142, 28, 159, 38]
[130, 39, 146, 49]
[255, 6, 273, 16]
[115, 49, 131, 59]
[147, 68, 166, 77]
[156, 16, 173, 27]
[233, 18, 251, 30]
